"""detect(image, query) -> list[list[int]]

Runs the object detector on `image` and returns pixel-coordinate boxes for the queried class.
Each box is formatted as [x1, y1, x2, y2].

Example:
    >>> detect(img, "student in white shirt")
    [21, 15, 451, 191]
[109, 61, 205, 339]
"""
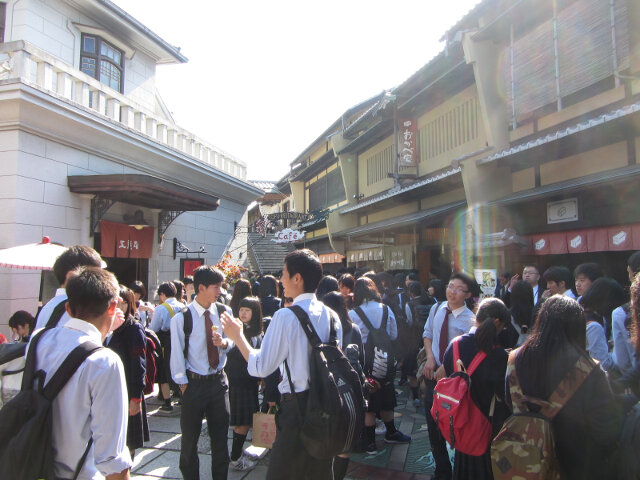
[221, 249, 340, 480]
[34, 245, 103, 330]
[30, 267, 131, 480]
[422, 272, 477, 480]
[542, 266, 576, 300]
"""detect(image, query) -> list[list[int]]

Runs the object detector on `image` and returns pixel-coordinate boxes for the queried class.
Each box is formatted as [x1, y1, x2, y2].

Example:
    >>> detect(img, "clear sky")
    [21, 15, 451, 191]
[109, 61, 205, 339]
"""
[113, 0, 480, 182]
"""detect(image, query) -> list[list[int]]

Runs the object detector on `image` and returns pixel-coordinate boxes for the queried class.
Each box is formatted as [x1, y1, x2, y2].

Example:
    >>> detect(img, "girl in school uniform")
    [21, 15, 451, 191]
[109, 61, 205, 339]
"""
[225, 296, 264, 471]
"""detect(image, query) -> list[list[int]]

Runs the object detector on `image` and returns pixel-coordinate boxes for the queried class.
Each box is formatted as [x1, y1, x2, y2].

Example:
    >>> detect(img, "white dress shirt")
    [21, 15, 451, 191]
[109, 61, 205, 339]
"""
[348, 300, 397, 345]
[586, 319, 614, 371]
[170, 299, 233, 384]
[612, 306, 635, 375]
[422, 301, 475, 367]
[247, 293, 342, 394]
[532, 285, 540, 305]
[149, 297, 185, 332]
[563, 289, 577, 299]
[28, 318, 132, 480]
[35, 288, 69, 330]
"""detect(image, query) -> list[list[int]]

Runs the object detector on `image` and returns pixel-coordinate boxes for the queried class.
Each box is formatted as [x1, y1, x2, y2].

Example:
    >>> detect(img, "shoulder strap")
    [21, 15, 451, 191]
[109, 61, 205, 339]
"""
[288, 305, 322, 347]
[21, 328, 48, 390]
[381, 305, 388, 330]
[541, 356, 595, 419]
[161, 302, 175, 319]
[45, 299, 68, 329]
[354, 306, 375, 333]
[451, 336, 486, 374]
[42, 341, 103, 400]
[182, 307, 192, 360]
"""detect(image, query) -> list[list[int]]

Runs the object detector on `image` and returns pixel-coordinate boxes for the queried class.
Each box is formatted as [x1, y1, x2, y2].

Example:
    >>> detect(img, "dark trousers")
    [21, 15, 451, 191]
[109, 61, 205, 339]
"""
[180, 374, 230, 480]
[424, 379, 452, 480]
[266, 392, 333, 480]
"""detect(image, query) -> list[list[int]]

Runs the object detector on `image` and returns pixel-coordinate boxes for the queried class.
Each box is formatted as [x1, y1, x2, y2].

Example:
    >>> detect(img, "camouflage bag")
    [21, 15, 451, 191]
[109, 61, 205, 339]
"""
[491, 350, 595, 480]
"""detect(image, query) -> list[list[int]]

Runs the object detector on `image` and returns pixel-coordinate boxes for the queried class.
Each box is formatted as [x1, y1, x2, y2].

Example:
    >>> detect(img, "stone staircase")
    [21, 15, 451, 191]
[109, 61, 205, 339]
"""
[247, 232, 295, 275]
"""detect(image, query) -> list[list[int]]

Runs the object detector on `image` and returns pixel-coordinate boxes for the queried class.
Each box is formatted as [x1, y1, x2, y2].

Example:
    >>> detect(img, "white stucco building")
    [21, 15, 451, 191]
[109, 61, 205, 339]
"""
[0, 0, 261, 334]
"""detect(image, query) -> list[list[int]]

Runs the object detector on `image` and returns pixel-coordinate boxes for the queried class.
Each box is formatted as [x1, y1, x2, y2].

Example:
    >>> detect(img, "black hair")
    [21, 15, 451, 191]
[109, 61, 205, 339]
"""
[259, 275, 279, 297]
[353, 277, 381, 306]
[475, 298, 510, 353]
[515, 295, 588, 399]
[362, 272, 384, 295]
[130, 280, 147, 301]
[183, 275, 194, 286]
[118, 285, 136, 319]
[230, 278, 252, 317]
[628, 251, 640, 276]
[251, 280, 261, 296]
[193, 265, 225, 293]
[579, 277, 625, 322]
[238, 296, 263, 337]
[157, 281, 177, 298]
[321, 291, 353, 334]
[66, 267, 119, 320]
[573, 263, 604, 282]
[407, 280, 423, 298]
[338, 273, 355, 291]
[510, 280, 534, 329]
[543, 266, 574, 291]
[8, 310, 35, 331]
[406, 272, 419, 282]
[428, 279, 446, 302]
[316, 275, 339, 298]
[172, 280, 185, 300]
[284, 249, 323, 293]
[52, 245, 102, 285]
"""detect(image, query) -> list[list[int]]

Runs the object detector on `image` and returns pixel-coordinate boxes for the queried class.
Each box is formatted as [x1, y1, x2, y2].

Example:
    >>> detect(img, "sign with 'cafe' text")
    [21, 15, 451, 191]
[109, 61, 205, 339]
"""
[271, 228, 306, 243]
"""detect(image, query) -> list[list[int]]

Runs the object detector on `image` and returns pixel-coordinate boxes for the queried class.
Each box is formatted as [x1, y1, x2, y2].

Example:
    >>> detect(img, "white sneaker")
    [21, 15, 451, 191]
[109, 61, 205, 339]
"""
[242, 448, 262, 461]
[375, 419, 386, 436]
[230, 456, 256, 471]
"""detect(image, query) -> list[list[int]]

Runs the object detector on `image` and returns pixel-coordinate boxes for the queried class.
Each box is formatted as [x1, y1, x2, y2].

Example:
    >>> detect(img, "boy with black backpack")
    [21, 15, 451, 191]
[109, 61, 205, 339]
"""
[0, 267, 132, 480]
[350, 276, 412, 454]
[222, 249, 365, 480]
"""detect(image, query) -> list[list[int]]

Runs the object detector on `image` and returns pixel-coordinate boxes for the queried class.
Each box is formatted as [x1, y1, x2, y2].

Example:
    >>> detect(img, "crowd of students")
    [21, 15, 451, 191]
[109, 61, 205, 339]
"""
[5, 245, 640, 480]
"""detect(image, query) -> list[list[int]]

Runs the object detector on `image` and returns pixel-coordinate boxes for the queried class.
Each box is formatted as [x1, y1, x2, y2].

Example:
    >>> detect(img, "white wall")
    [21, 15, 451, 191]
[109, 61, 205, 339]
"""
[6, 0, 159, 112]
[0, 128, 248, 337]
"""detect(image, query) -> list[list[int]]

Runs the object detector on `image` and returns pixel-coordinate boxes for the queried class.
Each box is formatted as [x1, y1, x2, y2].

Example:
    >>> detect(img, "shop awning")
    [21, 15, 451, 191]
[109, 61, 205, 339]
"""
[477, 102, 640, 167]
[339, 167, 463, 215]
[68, 174, 220, 211]
[338, 200, 465, 238]
[527, 223, 640, 255]
[489, 164, 640, 206]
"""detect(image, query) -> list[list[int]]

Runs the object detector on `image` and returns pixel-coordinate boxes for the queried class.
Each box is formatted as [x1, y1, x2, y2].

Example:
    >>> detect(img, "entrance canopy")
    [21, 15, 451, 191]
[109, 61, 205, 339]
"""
[68, 174, 220, 211]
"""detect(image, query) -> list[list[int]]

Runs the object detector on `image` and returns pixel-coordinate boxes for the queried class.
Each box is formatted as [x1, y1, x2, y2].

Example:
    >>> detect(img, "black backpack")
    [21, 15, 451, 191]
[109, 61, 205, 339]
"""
[0, 328, 102, 480]
[182, 303, 227, 360]
[283, 306, 365, 459]
[354, 305, 396, 383]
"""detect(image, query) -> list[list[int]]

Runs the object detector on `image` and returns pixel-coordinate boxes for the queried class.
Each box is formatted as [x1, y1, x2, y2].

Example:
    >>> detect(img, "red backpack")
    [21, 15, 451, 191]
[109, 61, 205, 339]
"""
[430, 336, 491, 456]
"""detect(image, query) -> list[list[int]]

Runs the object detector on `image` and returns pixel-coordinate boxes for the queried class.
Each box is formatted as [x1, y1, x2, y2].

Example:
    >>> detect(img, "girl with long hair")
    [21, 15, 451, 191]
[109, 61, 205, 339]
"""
[107, 285, 149, 458]
[500, 280, 534, 348]
[224, 296, 264, 471]
[229, 278, 252, 317]
[442, 297, 511, 480]
[508, 295, 622, 480]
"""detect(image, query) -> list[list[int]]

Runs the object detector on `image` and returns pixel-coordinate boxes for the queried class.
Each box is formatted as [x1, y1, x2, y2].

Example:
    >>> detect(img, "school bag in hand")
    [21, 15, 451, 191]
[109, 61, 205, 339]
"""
[283, 306, 366, 459]
[430, 336, 492, 456]
[0, 329, 102, 480]
[491, 350, 595, 480]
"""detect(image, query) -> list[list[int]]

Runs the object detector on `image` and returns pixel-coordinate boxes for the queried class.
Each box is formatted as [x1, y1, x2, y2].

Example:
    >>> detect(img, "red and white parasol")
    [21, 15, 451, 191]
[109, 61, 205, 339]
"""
[0, 236, 68, 270]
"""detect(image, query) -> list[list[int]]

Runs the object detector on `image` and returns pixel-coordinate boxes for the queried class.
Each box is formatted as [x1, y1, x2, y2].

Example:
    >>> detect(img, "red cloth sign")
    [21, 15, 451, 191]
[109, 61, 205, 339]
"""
[531, 235, 550, 256]
[549, 232, 568, 255]
[587, 228, 608, 252]
[100, 220, 154, 259]
[608, 226, 632, 251]
[566, 230, 588, 254]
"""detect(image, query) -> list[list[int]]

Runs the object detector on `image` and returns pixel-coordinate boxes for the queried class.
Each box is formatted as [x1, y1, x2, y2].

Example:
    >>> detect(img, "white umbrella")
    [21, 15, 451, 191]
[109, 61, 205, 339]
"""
[0, 236, 68, 270]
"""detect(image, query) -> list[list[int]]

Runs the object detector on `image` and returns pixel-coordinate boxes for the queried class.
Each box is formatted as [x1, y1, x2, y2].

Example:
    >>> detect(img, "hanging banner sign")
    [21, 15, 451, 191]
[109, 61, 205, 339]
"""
[271, 228, 306, 243]
[266, 212, 313, 221]
[398, 118, 418, 167]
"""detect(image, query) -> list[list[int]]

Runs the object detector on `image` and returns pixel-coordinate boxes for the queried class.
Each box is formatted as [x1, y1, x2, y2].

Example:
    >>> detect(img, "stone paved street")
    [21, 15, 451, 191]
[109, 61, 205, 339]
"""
[132, 383, 438, 480]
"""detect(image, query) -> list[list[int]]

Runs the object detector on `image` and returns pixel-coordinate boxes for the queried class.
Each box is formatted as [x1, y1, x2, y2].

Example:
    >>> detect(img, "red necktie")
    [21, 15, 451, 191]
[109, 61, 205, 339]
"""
[204, 310, 219, 369]
[438, 307, 452, 364]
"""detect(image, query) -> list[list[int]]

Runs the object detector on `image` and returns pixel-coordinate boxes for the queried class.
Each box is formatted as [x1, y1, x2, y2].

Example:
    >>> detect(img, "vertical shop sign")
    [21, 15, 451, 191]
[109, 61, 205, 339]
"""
[474, 269, 497, 300]
[398, 118, 418, 167]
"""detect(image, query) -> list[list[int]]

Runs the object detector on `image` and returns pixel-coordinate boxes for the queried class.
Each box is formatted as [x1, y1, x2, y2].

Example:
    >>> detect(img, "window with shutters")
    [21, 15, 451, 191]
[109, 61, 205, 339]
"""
[306, 166, 346, 211]
[504, 0, 629, 126]
[80, 34, 124, 93]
